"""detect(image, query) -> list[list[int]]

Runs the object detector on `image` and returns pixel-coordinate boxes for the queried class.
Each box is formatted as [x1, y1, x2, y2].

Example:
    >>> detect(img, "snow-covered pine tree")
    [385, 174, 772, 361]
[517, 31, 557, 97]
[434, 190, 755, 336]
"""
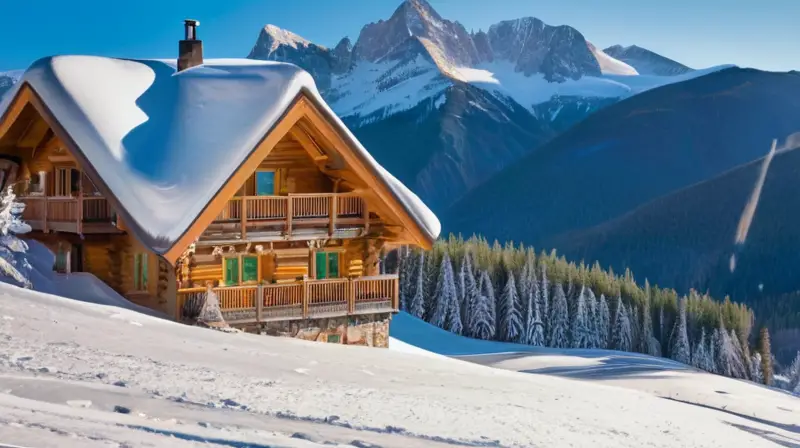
[570, 286, 592, 349]
[670, 298, 691, 365]
[471, 270, 496, 340]
[0, 186, 33, 288]
[711, 327, 723, 374]
[540, 263, 550, 340]
[457, 253, 468, 320]
[462, 255, 479, 337]
[430, 252, 456, 329]
[714, 319, 739, 378]
[498, 271, 523, 342]
[530, 295, 545, 346]
[787, 351, 800, 393]
[707, 329, 719, 374]
[641, 281, 659, 356]
[398, 249, 413, 311]
[729, 329, 748, 379]
[692, 328, 709, 371]
[548, 283, 569, 348]
[445, 285, 463, 335]
[630, 304, 642, 354]
[423, 250, 439, 319]
[750, 353, 764, 384]
[409, 252, 426, 319]
[586, 287, 599, 349]
[598, 294, 611, 349]
[520, 259, 540, 345]
[611, 296, 632, 352]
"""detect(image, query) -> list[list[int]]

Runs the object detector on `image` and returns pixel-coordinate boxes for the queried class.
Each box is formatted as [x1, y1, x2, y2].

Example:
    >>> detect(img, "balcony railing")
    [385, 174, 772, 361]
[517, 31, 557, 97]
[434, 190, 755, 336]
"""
[206, 193, 368, 240]
[19, 195, 115, 233]
[176, 274, 399, 324]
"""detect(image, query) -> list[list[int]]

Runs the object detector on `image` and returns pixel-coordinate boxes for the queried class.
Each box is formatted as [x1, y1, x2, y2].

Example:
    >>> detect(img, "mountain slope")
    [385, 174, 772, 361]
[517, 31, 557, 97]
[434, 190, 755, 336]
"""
[444, 68, 800, 247]
[0, 70, 22, 98]
[554, 137, 800, 300]
[604, 45, 693, 76]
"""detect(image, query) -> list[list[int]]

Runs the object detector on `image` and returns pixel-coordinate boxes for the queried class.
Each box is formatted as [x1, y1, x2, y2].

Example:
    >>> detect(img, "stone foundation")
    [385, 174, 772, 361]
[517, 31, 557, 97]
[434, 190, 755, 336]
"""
[260, 313, 391, 348]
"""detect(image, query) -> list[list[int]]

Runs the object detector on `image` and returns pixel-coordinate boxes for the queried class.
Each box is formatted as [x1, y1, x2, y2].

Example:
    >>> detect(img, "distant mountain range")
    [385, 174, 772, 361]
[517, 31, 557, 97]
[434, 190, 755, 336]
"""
[0, 70, 22, 99]
[245, 0, 723, 210]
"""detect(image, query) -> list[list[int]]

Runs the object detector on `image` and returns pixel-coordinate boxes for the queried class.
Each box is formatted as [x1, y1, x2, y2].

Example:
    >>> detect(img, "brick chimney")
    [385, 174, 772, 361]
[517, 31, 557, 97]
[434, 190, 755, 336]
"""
[177, 19, 203, 72]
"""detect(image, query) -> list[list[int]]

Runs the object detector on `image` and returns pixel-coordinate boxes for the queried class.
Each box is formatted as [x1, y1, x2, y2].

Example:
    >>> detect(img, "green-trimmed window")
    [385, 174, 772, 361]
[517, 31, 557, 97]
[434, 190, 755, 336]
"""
[224, 257, 240, 286]
[133, 253, 148, 291]
[315, 252, 340, 279]
[242, 256, 259, 283]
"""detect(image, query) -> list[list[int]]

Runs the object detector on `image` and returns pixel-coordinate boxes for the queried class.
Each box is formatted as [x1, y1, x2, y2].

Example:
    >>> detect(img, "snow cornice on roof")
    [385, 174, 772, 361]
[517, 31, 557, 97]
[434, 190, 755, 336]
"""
[0, 56, 440, 263]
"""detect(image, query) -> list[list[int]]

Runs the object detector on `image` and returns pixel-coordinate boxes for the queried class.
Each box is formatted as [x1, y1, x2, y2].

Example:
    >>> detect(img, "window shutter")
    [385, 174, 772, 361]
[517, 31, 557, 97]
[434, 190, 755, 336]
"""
[242, 256, 258, 283]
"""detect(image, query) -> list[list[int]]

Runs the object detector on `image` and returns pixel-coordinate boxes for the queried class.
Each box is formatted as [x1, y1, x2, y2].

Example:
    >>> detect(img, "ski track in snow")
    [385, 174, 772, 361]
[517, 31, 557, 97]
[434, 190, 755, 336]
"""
[0, 286, 799, 447]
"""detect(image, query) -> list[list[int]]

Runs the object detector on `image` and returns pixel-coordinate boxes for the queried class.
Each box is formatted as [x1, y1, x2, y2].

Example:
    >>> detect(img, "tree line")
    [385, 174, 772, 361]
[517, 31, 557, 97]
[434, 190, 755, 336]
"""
[393, 235, 778, 385]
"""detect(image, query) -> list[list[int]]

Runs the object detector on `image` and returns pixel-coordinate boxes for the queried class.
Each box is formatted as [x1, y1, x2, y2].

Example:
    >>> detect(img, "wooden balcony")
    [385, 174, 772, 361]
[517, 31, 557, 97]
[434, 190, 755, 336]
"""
[19, 195, 119, 234]
[176, 274, 399, 324]
[202, 192, 371, 242]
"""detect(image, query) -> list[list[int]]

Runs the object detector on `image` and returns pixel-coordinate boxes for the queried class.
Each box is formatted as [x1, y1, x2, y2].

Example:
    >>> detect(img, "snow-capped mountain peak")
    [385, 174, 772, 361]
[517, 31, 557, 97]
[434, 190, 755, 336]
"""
[603, 44, 693, 76]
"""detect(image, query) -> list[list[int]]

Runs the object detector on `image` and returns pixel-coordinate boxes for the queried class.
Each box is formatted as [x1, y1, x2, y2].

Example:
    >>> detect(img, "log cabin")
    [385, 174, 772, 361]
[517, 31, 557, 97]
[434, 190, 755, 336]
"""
[0, 20, 440, 347]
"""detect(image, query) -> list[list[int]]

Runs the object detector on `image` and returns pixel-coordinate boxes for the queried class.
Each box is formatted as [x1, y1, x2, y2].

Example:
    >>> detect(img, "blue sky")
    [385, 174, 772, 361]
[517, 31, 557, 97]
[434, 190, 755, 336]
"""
[1, 0, 797, 72]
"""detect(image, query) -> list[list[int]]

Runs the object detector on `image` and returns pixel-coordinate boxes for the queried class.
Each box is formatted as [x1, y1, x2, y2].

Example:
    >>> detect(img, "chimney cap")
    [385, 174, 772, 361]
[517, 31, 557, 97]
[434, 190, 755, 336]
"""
[184, 19, 200, 26]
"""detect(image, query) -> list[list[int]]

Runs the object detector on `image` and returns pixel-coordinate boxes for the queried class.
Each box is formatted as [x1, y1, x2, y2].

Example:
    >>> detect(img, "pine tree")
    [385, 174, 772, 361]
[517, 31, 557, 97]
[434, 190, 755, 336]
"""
[398, 250, 413, 311]
[630, 305, 642, 354]
[787, 351, 800, 393]
[711, 328, 723, 375]
[586, 287, 599, 349]
[498, 271, 523, 342]
[540, 263, 550, 340]
[521, 263, 540, 345]
[670, 298, 691, 365]
[611, 296, 632, 352]
[0, 186, 32, 288]
[729, 329, 748, 379]
[598, 294, 611, 349]
[548, 283, 569, 348]
[758, 327, 773, 386]
[430, 252, 456, 329]
[750, 353, 764, 384]
[462, 257, 479, 336]
[641, 281, 659, 356]
[458, 253, 475, 330]
[659, 306, 666, 353]
[530, 296, 545, 346]
[408, 252, 426, 319]
[471, 271, 496, 340]
[570, 286, 592, 349]
[692, 328, 709, 371]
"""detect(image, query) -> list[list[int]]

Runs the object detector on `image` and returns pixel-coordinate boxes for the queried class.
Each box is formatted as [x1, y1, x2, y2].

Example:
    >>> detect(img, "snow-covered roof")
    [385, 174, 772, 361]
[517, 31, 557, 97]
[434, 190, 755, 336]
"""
[0, 56, 440, 258]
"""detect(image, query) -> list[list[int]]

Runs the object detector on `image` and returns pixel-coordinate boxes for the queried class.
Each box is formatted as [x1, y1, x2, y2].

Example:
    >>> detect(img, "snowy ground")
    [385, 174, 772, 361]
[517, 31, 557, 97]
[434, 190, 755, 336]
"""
[1, 287, 799, 447]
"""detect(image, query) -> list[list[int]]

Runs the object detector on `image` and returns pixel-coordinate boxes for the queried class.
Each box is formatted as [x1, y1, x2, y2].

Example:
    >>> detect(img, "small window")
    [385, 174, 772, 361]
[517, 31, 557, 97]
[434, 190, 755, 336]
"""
[133, 253, 148, 291]
[242, 256, 258, 283]
[255, 171, 275, 196]
[224, 257, 240, 286]
[315, 252, 340, 279]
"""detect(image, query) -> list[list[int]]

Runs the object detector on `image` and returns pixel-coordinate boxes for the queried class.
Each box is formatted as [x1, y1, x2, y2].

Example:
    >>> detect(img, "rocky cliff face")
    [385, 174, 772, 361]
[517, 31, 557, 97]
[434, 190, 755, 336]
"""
[603, 45, 692, 76]
[483, 18, 601, 81]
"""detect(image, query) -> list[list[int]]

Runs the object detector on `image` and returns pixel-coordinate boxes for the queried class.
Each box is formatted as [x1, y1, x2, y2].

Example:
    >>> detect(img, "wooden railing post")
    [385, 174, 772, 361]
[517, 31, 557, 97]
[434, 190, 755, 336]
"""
[329, 194, 337, 236]
[77, 195, 83, 234]
[348, 278, 356, 314]
[286, 196, 293, 237]
[393, 276, 400, 310]
[43, 196, 48, 233]
[301, 277, 309, 318]
[256, 283, 264, 322]
[240, 197, 248, 240]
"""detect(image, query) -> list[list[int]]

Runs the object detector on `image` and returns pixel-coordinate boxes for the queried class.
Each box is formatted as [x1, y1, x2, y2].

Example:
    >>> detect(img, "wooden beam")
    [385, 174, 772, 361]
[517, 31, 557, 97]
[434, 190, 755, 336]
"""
[18, 117, 50, 148]
[289, 126, 328, 162]
[0, 86, 32, 143]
